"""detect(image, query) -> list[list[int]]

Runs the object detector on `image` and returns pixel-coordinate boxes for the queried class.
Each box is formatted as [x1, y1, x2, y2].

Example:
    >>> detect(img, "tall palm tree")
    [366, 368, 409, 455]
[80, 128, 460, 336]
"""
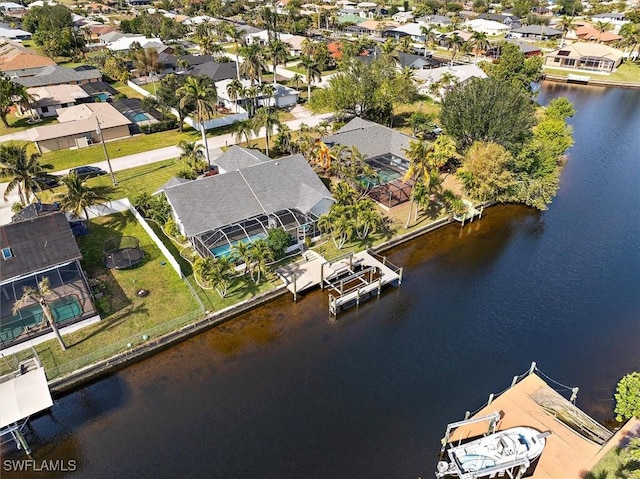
[557, 15, 576, 47]
[299, 56, 321, 101]
[260, 83, 276, 108]
[231, 240, 253, 276]
[234, 118, 254, 146]
[0, 74, 20, 128]
[267, 39, 289, 85]
[470, 31, 490, 63]
[252, 107, 281, 157]
[224, 23, 245, 81]
[619, 22, 640, 58]
[226, 78, 243, 112]
[0, 143, 53, 204]
[177, 76, 218, 167]
[447, 33, 466, 65]
[239, 43, 267, 86]
[420, 25, 439, 56]
[402, 138, 436, 227]
[13, 278, 66, 351]
[245, 85, 260, 116]
[177, 140, 206, 176]
[132, 48, 160, 83]
[55, 171, 112, 227]
[198, 36, 224, 57]
[291, 73, 303, 91]
[399, 36, 414, 53]
[14, 84, 39, 121]
[250, 239, 274, 283]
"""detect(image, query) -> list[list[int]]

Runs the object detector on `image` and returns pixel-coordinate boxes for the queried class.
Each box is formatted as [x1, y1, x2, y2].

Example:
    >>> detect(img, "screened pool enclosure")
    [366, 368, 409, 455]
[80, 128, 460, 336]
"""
[193, 209, 320, 259]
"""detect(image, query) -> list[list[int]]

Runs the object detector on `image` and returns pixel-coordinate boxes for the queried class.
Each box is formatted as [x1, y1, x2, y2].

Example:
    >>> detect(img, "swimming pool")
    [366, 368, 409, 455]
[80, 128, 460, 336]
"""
[95, 93, 109, 102]
[209, 232, 267, 258]
[0, 295, 83, 343]
[360, 165, 404, 188]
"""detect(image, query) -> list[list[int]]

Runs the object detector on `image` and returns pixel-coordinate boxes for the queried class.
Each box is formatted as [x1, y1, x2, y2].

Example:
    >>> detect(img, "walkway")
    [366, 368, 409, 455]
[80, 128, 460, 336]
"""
[276, 250, 329, 299]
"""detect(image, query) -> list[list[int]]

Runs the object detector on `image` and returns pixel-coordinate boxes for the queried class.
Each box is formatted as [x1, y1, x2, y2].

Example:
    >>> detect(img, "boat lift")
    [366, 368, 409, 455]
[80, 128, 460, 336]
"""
[0, 352, 53, 455]
[440, 412, 502, 454]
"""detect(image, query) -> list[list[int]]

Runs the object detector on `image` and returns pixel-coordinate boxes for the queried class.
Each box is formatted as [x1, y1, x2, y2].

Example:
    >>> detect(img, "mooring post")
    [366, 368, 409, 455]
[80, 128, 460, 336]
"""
[15, 428, 31, 456]
[529, 361, 536, 375]
[320, 263, 324, 290]
[349, 252, 353, 269]
[511, 375, 518, 388]
[398, 267, 403, 285]
[378, 277, 382, 296]
[464, 411, 470, 419]
[293, 273, 297, 303]
[570, 387, 579, 403]
[487, 393, 494, 406]
[340, 279, 344, 294]
[356, 289, 360, 306]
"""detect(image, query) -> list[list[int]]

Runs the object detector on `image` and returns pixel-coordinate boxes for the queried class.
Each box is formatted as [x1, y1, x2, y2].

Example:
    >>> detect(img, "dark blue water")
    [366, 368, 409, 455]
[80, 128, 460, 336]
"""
[3, 84, 639, 478]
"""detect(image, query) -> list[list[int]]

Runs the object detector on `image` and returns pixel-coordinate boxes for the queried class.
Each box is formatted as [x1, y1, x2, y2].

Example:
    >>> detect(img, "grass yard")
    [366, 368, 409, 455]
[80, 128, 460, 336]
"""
[40, 129, 201, 172]
[0, 113, 58, 137]
[583, 440, 638, 479]
[8, 212, 200, 380]
[111, 81, 147, 100]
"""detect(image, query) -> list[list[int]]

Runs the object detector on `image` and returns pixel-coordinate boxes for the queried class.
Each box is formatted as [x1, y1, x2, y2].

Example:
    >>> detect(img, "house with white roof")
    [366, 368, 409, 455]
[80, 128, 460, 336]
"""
[0, 2, 24, 12]
[465, 18, 510, 36]
[107, 35, 164, 52]
[392, 11, 414, 23]
[388, 23, 425, 42]
[0, 25, 30, 40]
[20, 84, 91, 118]
[414, 64, 487, 98]
[216, 78, 298, 109]
[544, 42, 624, 74]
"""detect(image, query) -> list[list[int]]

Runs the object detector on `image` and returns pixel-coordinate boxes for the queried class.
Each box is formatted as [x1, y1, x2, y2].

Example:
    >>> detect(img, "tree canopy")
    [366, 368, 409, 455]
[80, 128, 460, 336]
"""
[615, 372, 640, 422]
[479, 42, 543, 93]
[440, 76, 536, 153]
[23, 4, 73, 33]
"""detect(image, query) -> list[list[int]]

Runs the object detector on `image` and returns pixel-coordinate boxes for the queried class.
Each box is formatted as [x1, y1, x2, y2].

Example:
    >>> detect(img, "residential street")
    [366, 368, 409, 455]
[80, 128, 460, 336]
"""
[0, 105, 333, 225]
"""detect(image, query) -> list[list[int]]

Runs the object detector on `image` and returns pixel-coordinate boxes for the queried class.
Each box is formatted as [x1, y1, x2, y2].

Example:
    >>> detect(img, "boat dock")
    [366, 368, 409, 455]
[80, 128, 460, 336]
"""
[276, 249, 402, 315]
[454, 200, 483, 225]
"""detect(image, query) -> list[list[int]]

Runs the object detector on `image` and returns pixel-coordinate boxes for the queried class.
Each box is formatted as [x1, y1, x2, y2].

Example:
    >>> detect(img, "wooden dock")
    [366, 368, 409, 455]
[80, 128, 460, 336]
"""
[276, 249, 403, 315]
[454, 199, 482, 225]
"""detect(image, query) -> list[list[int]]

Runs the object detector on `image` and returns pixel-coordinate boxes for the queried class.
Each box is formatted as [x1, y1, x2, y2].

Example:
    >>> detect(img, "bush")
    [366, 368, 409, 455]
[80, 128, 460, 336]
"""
[133, 192, 172, 224]
[140, 118, 177, 134]
[615, 372, 640, 422]
[163, 218, 180, 238]
[266, 227, 291, 260]
[176, 169, 197, 180]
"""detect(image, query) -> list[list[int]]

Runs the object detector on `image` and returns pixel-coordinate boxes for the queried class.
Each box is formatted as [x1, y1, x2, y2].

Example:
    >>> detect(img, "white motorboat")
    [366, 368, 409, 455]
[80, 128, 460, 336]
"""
[435, 426, 547, 479]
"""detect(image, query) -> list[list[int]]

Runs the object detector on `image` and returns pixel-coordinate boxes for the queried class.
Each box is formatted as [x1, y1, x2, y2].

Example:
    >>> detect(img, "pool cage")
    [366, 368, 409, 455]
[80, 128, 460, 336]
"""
[193, 209, 320, 259]
[363, 154, 414, 208]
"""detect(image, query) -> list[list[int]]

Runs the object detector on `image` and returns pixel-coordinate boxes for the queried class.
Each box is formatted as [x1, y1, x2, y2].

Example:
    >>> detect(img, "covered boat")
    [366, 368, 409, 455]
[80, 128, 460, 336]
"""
[435, 426, 547, 479]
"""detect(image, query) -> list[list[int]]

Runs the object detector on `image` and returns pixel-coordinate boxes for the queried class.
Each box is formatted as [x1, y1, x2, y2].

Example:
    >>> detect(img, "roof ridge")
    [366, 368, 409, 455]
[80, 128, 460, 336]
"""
[237, 169, 268, 215]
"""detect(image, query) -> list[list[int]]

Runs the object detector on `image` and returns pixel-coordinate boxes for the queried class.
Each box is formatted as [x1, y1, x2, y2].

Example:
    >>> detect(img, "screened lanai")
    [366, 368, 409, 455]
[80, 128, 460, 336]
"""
[193, 208, 320, 259]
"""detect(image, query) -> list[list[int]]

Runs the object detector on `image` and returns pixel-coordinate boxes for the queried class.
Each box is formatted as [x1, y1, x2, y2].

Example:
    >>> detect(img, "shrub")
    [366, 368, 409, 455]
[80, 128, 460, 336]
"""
[266, 227, 291, 260]
[176, 169, 197, 180]
[163, 218, 180, 238]
[140, 118, 177, 134]
[615, 372, 640, 422]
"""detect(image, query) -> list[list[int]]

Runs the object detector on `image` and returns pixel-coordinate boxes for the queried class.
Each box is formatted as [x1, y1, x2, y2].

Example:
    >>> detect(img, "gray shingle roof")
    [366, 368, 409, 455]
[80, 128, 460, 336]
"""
[511, 25, 562, 36]
[164, 154, 333, 237]
[15, 65, 102, 88]
[323, 117, 415, 160]
[0, 213, 81, 283]
[214, 146, 270, 173]
[186, 60, 237, 82]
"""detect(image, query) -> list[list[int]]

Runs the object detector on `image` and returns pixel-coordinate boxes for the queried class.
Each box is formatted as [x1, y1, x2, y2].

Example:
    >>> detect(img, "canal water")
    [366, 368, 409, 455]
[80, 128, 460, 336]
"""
[3, 85, 639, 478]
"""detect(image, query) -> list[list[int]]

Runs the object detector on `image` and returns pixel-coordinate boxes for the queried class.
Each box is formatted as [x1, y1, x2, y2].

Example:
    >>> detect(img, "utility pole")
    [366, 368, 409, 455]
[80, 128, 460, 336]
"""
[96, 117, 117, 186]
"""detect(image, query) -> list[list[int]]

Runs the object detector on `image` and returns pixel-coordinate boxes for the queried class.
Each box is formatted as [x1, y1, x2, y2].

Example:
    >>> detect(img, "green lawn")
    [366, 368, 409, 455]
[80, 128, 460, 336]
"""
[543, 61, 640, 83]
[111, 81, 147, 100]
[5, 212, 200, 380]
[584, 442, 632, 479]
[0, 113, 58, 136]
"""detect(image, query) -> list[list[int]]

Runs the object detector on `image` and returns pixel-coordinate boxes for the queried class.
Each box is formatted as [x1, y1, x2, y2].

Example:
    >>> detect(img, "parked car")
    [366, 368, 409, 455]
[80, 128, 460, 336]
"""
[69, 166, 107, 180]
[34, 173, 61, 189]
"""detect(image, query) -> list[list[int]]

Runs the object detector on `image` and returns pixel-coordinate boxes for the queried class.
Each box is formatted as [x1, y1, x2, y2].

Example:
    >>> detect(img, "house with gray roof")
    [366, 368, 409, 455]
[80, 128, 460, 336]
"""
[184, 60, 237, 83]
[510, 25, 562, 40]
[214, 146, 270, 174]
[0, 213, 97, 349]
[14, 65, 102, 88]
[163, 154, 334, 258]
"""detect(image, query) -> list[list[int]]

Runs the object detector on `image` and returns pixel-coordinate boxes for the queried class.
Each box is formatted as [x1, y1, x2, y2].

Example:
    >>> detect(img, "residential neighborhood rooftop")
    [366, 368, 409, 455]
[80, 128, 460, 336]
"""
[32, 103, 131, 141]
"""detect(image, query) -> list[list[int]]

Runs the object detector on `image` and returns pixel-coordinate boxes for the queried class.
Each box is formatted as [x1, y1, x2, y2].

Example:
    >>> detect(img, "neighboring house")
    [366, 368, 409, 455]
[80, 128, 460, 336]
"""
[158, 52, 214, 74]
[0, 213, 97, 349]
[510, 25, 562, 40]
[486, 39, 542, 58]
[213, 145, 270, 174]
[20, 84, 91, 118]
[0, 2, 25, 13]
[32, 102, 132, 153]
[163, 154, 334, 259]
[414, 64, 488, 96]
[99, 30, 124, 45]
[328, 41, 343, 60]
[466, 18, 511, 36]
[280, 33, 306, 57]
[181, 15, 220, 30]
[477, 13, 521, 28]
[392, 11, 414, 23]
[0, 26, 31, 40]
[83, 24, 117, 43]
[110, 98, 163, 129]
[186, 60, 238, 83]
[545, 42, 624, 73]
[337, 14, 366, 26]
[359, 47, 441, 69]
[357, 20, 398, 37]
[387, 22, 426, 42]
[107, 35, 164, 52]
[575, 25, 622, 43]
[242, 29, 269, 46]
[79, 81, 119, 102]
[0, 39, 56, 77]
[12, 65, 102, 88]
[416, 15, 451, 27]
[590, 12, 629, 29]
[216, 78, 299, 109]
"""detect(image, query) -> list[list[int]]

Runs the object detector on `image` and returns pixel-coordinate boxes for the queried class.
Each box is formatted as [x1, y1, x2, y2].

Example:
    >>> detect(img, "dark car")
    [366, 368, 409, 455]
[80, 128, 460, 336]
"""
[69, 166, 107, 180]
[34, 173, 61, 189]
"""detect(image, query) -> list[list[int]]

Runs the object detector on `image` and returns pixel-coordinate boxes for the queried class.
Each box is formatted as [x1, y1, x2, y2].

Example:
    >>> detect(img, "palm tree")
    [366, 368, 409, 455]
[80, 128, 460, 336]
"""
[446, 33, 466, 65]
[420, 25, 439, 56]
[0, 74, 20, 128]
[267, 39, 289, 85]
[291, 73, 303, 91]
[232, 240, 253, 275]
[224, 23, 245, 81]
[177, 76, 217, 168]
[132, 48, 160, 84]
[355, 200, 380, 239]
[402, 139, 436, 227]
[55, 171, 112, 226]
[299, 56, 321, 101]
[245, 85, 260, 117]
[239, 43, 268, 86]
[13, 278, 66, 351]
[195, 256, 235, 298]
[250, 239, 274, 283]
[0, 143, 53, 204]
[178, 140, 206, 176]
[226, 79, 243, 112]
[557, 15, 576, 47]
[260, 83, 276, 108]
[399, 36, 414, 53]
[619, 23, 640, 59]
[470, 31, 490, 63]
[198, 36, 224, 57]
[14, 84, 39, 121]
[252, 107, 281, 157]
[234, 118, 254, 146]
[438, 71, 458, 94]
